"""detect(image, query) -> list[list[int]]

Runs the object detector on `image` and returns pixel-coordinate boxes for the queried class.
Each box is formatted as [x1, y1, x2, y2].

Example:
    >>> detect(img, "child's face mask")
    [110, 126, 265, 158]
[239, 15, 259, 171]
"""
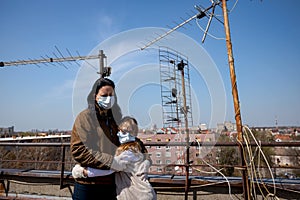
[117, 131, 136, 144]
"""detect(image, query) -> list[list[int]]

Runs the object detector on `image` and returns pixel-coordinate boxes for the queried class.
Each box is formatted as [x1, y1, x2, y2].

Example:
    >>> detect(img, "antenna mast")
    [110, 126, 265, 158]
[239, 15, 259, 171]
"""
[221, 0, 250, 199]
[141, 0, 251, 199]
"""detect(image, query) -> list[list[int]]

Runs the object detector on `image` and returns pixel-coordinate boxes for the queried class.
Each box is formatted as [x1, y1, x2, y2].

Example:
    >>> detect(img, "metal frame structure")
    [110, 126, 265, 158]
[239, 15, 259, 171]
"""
[159, 47, 193, 130]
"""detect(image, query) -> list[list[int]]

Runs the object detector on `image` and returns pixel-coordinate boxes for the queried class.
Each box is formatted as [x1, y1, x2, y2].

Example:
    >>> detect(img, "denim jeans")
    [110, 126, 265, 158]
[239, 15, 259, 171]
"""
[72, 182, 117, 200]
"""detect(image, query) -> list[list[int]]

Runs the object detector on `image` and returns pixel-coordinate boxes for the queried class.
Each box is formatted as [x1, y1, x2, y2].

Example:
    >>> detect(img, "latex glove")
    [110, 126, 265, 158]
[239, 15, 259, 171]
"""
[72, 164, 87, 179]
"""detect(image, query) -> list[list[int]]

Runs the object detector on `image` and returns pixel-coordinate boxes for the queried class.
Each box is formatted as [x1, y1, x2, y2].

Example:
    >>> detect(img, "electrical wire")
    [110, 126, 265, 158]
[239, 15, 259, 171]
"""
[242, 130, 263, 199]
[195, 18, 225, 41]
[9, 180, 53, 185]
[215, 0, 239, 16]
[192, 166, 223, 174]
[228, 0, 239, 13]
[242, 126, 280, 200]
[244, 126, 275, 197]
[195, 139, 234, 199]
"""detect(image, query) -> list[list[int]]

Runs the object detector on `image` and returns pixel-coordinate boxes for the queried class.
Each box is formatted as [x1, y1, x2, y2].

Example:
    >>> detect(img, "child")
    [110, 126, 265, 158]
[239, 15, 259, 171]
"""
[72, 116, 156, 200]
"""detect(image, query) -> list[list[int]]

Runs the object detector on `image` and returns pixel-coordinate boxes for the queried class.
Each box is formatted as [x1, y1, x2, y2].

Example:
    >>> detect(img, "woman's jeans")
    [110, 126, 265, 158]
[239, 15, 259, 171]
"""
[72, 182, 117, 200]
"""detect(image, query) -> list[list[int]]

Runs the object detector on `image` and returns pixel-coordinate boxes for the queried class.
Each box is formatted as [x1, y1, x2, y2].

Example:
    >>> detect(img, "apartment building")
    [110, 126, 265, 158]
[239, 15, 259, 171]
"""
[0, 126, 14, 137]
[137, 129, 216, 175]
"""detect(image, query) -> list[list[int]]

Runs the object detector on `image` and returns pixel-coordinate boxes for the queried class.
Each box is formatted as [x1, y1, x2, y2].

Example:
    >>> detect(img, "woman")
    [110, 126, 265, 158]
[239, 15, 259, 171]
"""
[71, 78, 130, 200]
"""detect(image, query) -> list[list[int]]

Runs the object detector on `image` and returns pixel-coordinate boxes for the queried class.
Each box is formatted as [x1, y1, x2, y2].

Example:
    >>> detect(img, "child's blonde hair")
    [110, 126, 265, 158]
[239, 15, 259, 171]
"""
[116, 116, 141, 156]
[118, 117, 138, 136]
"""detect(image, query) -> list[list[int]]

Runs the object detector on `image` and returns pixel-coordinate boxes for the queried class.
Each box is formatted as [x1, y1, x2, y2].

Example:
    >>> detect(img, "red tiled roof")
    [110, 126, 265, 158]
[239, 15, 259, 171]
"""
[274, 134, 292, 141]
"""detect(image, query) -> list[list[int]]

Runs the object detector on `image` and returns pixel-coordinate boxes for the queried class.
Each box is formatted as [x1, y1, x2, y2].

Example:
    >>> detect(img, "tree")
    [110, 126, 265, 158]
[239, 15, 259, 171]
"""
[217, 135, 239, 176]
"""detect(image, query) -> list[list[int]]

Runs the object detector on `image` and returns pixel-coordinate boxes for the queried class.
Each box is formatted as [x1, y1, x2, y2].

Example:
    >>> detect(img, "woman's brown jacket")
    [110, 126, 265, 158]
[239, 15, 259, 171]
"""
[71, 108, 120, 184]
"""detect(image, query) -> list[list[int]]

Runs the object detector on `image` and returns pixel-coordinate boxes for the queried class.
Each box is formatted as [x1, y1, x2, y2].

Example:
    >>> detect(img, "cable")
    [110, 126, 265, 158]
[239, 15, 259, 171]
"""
[228, 0, 239, 13]
[243, 126, 275, 197]
[215, 0, 239, 16]
[195, 139, 234, 199]
[192, 166, 223, 174]
[9, 180, 53, 186]
[242, 126, 280, 200]
[195, 18, 225, 41]
[242, 130, 263, 199]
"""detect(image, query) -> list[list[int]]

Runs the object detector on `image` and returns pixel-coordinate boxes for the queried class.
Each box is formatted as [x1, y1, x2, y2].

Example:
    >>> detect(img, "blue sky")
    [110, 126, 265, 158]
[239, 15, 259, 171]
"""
[1, 0, 299, 131]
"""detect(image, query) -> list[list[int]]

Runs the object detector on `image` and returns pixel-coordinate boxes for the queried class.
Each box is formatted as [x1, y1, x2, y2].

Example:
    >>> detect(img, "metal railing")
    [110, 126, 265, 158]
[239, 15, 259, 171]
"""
[0, 141, 300, 198]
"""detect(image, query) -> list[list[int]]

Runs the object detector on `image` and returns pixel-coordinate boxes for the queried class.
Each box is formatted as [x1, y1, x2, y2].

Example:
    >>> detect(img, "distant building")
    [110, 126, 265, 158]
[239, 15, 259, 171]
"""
[0, 126, 14, 137]
[138, 131, 216, 175]
[198, 123, 208, 131]
[274, 134, 292, 142]
[216, 121, 236, 133]
[295, 130, 300, 137]
[155, 127, 178, 134]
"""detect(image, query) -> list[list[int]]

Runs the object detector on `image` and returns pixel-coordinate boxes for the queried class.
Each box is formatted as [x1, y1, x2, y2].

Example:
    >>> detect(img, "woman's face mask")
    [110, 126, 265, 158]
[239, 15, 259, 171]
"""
[97, 95, 115, 110]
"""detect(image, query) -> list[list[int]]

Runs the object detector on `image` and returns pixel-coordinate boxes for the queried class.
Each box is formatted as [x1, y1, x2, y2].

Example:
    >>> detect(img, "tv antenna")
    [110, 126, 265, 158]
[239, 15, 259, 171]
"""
[140, 1, 223, 50]
[141, 0, 250, 199]
[0, 48, 111, 78]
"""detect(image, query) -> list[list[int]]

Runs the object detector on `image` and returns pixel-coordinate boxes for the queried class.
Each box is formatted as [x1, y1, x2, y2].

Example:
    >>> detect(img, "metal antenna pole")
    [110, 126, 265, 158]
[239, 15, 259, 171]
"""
[182, 68, 190, 200]
[177, 60, 190, 200]
[98, 50, 106, 77]
[98, 50, 112, 78]
[221, 0, 250, 199]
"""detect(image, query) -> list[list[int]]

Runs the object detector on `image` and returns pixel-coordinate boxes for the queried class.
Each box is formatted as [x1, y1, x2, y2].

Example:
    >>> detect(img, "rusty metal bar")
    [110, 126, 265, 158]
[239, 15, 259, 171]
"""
[144, 141, 300, 147]
[179, 63, 190, 200]
[1, 141, 300, 198]
[0, 142, 70, 146]
[221, 1, 250, 199]
[1, 141, 300, 147]
[60, 145, 66, 189]
[1, 160, 65, 164]
[221, 0, 243, 143]
[151, 163, 300, 170]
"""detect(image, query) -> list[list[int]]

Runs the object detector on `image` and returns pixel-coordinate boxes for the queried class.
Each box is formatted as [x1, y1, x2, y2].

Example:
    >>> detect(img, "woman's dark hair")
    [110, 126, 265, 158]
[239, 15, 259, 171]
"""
[95, 78, 115, 94]
[87, 78, 122, 124]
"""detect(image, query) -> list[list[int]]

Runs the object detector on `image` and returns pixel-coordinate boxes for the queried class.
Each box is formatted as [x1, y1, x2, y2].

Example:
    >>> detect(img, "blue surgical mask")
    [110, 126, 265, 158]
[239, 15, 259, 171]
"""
[97, 96, 115, 109]
[117, 131, 136, 144]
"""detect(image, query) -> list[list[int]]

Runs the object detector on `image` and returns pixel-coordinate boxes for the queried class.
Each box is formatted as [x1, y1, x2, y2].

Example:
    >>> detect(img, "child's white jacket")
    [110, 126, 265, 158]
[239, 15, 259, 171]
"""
[115, 150, 157, 200]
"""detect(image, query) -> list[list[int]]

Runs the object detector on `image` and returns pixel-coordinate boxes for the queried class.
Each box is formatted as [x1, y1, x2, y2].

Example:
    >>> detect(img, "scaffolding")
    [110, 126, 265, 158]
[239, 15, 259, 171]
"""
[159, 47, 193, 130]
